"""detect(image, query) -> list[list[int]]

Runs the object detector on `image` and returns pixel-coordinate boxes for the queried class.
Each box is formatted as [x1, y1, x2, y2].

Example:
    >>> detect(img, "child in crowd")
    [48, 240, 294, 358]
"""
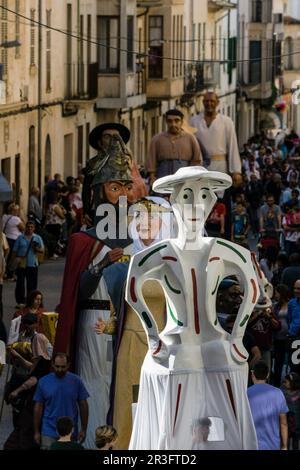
[95, 425, 118, 450]
[50, 417, 85, 450]
[231, 202, 249, 244]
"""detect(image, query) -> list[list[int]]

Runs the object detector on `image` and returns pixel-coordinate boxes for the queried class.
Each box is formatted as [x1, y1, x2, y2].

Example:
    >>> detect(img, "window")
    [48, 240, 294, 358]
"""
[87, 15, 92, 95]
[127, 16, 134, 72]
[78, 14, 84, 94]
[273, 13, 283, 24]
[77, 126, 83, 174]
[15, 0, 20, 59]
[66, 3, 72, 97]
[14, 154, 20, 204]
[172, 17, 176, 77]
[274, 41, 282, 76]
[228, 37, 237, 84]
[249, 40, 261, 84]
[149, 16, 163, 79]
[30, 9, 35, 66]
[198, 23, 201, 61]
[180, 15, 183, 76]
[264, 0, 273, 23]
[1, 0, 8, 77]
[251, 0, 262, 22]
[266, 40, 273, 82]
[86, 123, 90, 161]
[203, 23, 206, 59]
[46, 9, 51, 92]
[1, 157, 10, 183]
[284, 37, 293, 70]
[98, 16, 120, 72]
[29, 126, 35, 191]
[176, 15, 179, 77]
[192, 23, 196, 61]
[45, 135, 51, 178]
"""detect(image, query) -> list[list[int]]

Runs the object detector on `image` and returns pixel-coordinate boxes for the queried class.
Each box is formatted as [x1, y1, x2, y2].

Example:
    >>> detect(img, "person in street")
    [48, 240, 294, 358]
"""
[0, 231, 9, 318]
[2, 203, 25, 280]
[247, 360, 289, 450]
[259, 194, 282, 239]
[216, 279, 261, 369]
[287, 279, 300, 374]
[12, 220, 44, 308]
[4, 332, 52, 450]
[147, 108, 202, 184]
[191, 417, 212, 449]
[190, 91, 241, 237]
[49, 417, 85, 450]
[273, 284, 292, 387]
[28, 187, 43, 225]
[190, 91, 241, 176]
[281, 372, 300, 450]
[33, 352, 89, 450]
[281, 253, 300, 292]
[95, 425, 118, 450]
[14, 290, 45, 335]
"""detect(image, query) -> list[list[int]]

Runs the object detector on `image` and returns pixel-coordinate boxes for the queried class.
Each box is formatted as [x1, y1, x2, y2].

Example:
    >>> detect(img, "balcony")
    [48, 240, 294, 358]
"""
[208, 0, 236, 12]
[96, 66, 146, 109]
[184, 63, 220, 94]
[136, 1, 162, 6]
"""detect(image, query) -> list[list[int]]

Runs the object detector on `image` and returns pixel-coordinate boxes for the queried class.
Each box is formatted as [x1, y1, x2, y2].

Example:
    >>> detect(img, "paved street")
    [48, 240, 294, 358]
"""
[0, 258, 65, 448]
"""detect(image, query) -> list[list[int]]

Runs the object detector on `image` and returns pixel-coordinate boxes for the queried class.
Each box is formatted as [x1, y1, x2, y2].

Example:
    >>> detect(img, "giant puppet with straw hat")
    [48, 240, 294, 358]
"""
[125, 166, 263, 450]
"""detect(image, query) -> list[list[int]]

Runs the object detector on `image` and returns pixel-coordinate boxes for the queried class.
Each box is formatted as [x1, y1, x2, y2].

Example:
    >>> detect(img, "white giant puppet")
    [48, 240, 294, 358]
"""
[125, 166, 260, 450]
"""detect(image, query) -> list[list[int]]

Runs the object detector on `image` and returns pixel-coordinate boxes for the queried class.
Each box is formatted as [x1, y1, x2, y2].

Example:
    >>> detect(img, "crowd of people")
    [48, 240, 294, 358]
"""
[0, 94, 300, 451]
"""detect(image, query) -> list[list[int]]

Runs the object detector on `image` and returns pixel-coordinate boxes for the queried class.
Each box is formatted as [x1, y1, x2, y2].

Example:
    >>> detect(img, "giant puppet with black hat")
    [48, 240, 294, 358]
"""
[54, 134, 138, 448]
[82, 122, 147, 222]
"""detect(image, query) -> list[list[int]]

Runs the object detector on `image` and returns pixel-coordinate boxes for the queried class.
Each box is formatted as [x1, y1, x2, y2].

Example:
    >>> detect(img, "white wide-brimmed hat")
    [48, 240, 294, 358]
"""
[153, 166, 232, 194]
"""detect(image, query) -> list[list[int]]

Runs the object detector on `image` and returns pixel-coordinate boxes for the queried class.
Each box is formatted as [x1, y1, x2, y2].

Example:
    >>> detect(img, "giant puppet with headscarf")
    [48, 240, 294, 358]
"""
[54, 133, 137, 448]
[95, 196, 174, 449]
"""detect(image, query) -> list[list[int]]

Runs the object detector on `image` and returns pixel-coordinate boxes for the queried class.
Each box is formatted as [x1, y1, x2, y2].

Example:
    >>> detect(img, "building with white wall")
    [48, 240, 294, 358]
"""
[0, 0, 98, 214]
[237, 0, 286, 147]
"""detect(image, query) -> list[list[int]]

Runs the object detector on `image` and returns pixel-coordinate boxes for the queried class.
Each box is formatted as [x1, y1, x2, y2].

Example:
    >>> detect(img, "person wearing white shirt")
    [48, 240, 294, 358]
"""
[190, 91, 241, 176]
[2, 203, 25, 279]
[190, 92, 241, 237]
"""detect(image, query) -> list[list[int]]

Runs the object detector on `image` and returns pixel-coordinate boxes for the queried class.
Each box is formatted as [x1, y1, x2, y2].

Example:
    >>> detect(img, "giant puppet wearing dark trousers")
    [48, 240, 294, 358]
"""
[54, 132, 136, 448]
